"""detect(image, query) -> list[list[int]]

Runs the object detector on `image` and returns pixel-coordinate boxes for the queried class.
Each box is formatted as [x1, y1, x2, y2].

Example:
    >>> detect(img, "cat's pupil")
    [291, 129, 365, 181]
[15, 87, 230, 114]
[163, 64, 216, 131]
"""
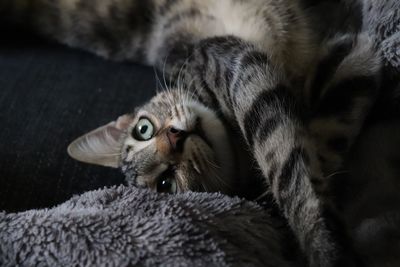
[157, 178, 171, 192]
[160, 179, 169, 188]
[140, 125, 148, 134]
[156, 172, 178, 194]
[134, 118, 154, 141]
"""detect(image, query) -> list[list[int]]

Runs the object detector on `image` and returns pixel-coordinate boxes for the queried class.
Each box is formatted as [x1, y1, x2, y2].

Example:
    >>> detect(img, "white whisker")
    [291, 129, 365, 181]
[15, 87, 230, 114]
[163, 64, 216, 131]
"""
[153, 67, 165, 93]
[94, 152, 122, 156]
[324, 170, 349, 179]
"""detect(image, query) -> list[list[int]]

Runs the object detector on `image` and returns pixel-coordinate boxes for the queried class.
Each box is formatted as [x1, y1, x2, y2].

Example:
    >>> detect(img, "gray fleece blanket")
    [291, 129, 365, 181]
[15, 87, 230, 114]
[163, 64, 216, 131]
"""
[0, 186, 290, 267]
[1, 0, 399, 266]
[363, 0, 400, 71]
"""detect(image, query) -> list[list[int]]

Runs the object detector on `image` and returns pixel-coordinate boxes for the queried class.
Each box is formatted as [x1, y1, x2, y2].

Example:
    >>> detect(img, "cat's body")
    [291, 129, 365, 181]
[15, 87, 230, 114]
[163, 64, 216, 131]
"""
[2, 0, 397, 266]
[4, 0, 313, 75]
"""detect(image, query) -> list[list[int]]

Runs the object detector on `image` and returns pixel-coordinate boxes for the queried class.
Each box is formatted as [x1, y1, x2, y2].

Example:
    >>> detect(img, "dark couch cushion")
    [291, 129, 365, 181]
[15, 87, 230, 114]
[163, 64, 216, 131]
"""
[0, 27, 156, 212]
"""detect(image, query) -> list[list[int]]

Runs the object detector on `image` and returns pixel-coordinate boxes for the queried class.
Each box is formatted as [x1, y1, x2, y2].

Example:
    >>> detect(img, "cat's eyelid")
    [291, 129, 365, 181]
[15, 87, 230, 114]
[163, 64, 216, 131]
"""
[125, 116, 155, 141]
[132, 111, 161, 134]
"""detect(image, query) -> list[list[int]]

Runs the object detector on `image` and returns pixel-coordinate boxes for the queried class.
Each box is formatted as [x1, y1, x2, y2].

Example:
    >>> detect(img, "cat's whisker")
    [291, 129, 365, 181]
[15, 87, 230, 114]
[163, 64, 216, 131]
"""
[194, 145, 220, 171]
[181, 79, 198, 105]
[94, 152, 122, 156]
[188, 82, 199, 101]
[193, 146, 229, 190]
[154, 61, 177, 109]
[324, 170, 349, 179]
[190, 158, 202, 174]
[159, 81, 176, 109]
[165, 90, 175, 108]
[164, 83, 176, 108]
[205, 165, 229, 190]
[161, 54, 174, 105]
[199, 180, 209, 192]
[153, 67, 165, 93]
[167, 71, 175, 104]
[203, 157, 221, 169]
[175, 57, 191, 103]
[194, 145, 218, 170]
[176, 58, 189, 97]
[255, 190, 271, 201]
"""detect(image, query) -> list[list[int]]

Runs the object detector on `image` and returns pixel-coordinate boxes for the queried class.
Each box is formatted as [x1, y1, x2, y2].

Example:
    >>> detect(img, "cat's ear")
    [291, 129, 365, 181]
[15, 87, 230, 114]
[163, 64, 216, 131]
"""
[67, 115, 133, 168]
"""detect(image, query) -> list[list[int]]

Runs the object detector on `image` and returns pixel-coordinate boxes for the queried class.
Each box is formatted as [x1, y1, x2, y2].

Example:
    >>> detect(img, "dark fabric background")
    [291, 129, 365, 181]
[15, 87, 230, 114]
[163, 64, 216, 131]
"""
[0, 27, 156, 212]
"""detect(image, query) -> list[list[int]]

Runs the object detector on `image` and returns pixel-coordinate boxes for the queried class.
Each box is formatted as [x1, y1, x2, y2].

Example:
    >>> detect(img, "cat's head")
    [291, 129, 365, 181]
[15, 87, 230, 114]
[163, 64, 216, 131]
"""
[68, 90, 236, 194]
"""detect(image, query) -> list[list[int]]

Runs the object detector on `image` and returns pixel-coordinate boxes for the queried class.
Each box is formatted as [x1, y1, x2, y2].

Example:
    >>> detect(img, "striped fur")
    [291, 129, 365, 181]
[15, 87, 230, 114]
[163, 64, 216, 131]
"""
[2, 0, 385, 266]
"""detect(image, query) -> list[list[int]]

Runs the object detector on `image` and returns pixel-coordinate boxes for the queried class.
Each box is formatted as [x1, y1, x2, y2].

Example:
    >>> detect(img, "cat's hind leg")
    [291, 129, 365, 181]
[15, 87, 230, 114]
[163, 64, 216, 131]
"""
[0, 0, 157, 62]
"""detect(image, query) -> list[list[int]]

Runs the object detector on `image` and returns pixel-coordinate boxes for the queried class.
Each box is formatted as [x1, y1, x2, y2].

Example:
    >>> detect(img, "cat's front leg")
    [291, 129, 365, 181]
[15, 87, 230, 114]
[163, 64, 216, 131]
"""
[186, 36, 360, 267]
[231, 83, 356, 267]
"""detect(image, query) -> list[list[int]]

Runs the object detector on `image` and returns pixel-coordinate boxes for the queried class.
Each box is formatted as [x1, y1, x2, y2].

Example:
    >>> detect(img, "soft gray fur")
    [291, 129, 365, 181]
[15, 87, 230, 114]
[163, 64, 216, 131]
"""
[0, 186, 291, 267]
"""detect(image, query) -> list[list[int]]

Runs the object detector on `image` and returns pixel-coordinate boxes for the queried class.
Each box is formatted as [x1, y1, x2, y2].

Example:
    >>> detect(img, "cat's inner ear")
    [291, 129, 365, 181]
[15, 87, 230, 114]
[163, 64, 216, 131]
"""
[67, 115, 133, 168]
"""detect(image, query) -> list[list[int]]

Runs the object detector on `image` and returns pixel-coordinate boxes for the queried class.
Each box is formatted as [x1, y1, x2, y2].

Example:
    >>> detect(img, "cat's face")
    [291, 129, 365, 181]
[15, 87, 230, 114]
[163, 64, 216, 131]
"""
[68, 90, 236, 194]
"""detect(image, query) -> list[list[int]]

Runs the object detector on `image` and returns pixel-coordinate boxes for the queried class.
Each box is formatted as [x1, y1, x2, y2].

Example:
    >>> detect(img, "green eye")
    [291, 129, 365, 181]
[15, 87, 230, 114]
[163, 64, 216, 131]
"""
[134, 118, 154, 141]
[157, 177, 177, 194]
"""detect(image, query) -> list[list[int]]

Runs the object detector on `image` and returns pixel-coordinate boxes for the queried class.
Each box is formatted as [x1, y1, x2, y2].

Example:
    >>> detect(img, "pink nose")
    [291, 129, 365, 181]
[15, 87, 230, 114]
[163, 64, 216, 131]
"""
[167, 127, 187, 151]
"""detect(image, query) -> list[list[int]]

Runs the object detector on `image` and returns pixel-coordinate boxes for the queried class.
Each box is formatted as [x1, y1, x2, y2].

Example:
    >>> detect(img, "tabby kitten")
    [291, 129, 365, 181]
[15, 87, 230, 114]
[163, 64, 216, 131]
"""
[2, 0, 382, 266]
[68, 90, 239, 194]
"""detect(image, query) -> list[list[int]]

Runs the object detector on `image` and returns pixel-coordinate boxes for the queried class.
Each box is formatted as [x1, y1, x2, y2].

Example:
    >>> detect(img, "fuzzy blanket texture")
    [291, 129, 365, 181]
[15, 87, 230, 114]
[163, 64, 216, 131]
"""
[363, 0, 400, 71]
[1, 0, 399, 266]
[0, 186, 289, 267]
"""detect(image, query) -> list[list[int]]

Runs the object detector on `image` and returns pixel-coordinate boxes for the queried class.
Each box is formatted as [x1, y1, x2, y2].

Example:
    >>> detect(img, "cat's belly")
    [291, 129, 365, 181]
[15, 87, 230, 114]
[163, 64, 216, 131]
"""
[148, 0, 314, 77]
[209, 0, 315, 76]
